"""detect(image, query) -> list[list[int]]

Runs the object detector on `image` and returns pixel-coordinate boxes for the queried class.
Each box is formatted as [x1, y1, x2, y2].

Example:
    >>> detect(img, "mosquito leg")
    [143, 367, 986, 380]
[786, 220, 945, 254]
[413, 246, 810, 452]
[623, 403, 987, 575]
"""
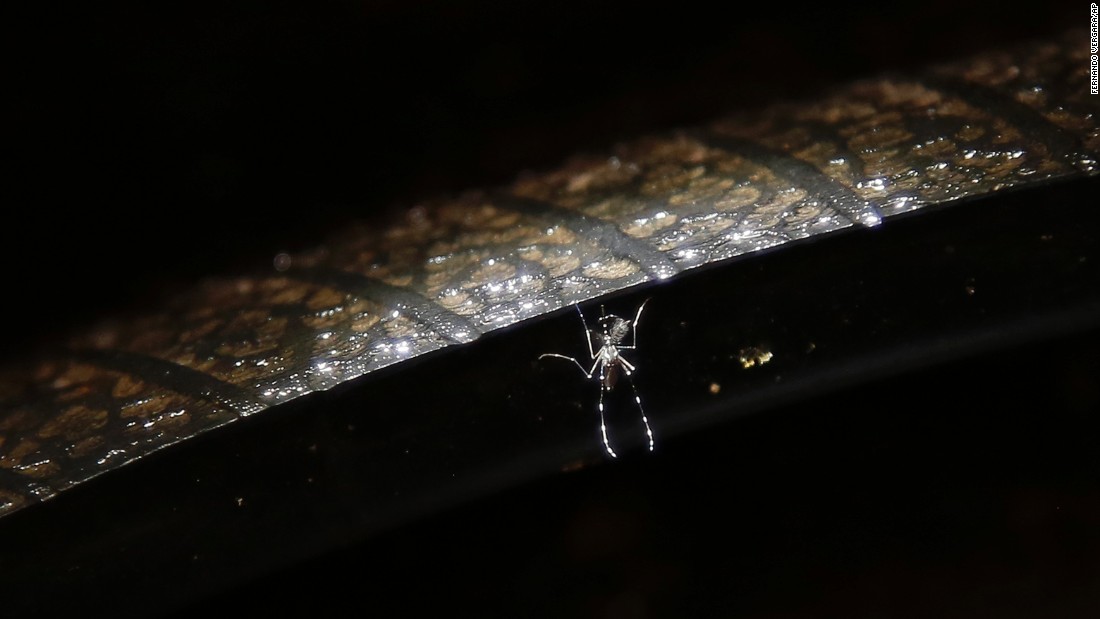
[598, 385, 618, 458]
[589, 358, 601, 377]
[538, 353, 593, 378]
[619, 356, 635, 374]
[618, 298, 649, 350]
[575, 304, 596, 359]
[631, 298, 648, 347]
[625, 373, 654, 452]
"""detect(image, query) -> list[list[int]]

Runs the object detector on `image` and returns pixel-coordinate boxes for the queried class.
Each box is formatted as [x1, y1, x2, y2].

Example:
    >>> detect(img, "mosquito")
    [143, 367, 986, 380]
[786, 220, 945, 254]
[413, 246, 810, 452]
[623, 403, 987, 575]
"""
[538, 299, 654, 458]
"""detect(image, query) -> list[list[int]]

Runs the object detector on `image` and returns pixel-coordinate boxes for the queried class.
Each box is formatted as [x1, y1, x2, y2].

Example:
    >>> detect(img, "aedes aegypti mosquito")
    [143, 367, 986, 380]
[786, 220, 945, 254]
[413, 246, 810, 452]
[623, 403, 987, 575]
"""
[538, 300, 654, 458]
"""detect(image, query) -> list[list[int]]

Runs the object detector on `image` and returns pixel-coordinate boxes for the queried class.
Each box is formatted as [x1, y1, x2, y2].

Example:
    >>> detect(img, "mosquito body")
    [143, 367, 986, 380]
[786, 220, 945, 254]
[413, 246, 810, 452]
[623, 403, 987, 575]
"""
[539, 300, 654, 458]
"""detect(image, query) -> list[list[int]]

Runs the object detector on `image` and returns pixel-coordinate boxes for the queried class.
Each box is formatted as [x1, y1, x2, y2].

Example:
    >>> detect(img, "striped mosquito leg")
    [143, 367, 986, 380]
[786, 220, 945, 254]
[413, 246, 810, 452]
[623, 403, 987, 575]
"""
[598, 386, 618, 458]
[575, 304, 596, 359]
[626, 373, 654, 452]
[538, 353, 594, 378]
